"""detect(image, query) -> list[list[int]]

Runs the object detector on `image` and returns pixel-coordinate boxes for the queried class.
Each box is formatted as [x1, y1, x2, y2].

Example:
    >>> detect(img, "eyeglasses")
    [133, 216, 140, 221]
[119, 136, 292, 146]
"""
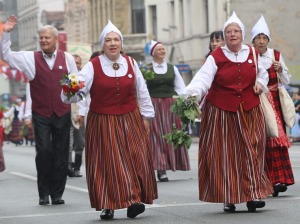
[225, 29, 242, 35]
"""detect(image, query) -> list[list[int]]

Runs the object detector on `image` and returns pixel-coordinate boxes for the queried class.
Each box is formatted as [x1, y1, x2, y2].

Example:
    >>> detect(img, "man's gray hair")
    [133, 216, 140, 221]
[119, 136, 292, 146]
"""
[38, 25, 58, 37]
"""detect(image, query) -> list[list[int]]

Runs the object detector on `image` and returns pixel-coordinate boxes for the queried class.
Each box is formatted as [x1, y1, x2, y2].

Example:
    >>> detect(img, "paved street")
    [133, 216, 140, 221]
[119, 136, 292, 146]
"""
[1, 138, 300, 224]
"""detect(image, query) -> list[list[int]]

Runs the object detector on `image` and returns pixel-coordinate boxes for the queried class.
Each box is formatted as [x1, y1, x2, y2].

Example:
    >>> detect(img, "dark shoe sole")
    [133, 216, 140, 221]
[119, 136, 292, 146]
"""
[127, 203, 145, 218]
[223, 204, 236, 212]
[246, 201, 265, 212]
[100, 210, 114, 220]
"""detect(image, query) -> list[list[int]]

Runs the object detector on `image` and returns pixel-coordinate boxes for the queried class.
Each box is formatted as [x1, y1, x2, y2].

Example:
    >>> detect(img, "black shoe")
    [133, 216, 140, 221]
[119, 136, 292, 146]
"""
[67, 168, 75, 177]
[273, 183, 287, 197]
[223, 203, 236, 212]
[246, 200, 265, 212]
[52, 198, 65, 205]
[73, 170, 82, 177]
[100, 209, 114, 220]
[127, 203, 145, 218]
[157, 170, 169, 182]
[39, 196, 50, 205]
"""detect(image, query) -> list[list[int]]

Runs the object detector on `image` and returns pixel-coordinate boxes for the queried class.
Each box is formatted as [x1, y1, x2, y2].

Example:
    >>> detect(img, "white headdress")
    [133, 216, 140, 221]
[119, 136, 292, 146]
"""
[99, 20, 123, 49]
[222, 11, 245, 40]
[149, 40, 162, 56]
[251, 15, 271, 42]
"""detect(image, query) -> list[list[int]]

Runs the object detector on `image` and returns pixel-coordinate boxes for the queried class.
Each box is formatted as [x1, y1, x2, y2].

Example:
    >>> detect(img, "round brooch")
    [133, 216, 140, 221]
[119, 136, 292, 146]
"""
[248, 59, 253, 64]
[128, 74, 133, 78]
[112, 63, 120, 70]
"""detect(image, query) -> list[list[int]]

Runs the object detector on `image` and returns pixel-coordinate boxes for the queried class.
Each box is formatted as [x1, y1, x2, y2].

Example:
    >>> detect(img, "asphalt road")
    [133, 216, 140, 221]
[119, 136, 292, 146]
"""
[1, 139, 300, 224]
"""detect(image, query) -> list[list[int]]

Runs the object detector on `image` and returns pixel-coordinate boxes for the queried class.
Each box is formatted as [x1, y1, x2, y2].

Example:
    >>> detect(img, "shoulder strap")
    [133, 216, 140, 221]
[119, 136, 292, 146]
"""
[252, 47, 258, 74]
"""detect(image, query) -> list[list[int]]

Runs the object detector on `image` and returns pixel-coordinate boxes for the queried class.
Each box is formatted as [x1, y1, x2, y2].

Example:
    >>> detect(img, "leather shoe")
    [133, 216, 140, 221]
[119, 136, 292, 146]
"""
[223, 203, 236, 212]
[273, 183, 287, 197]
[67, 168, 75, 177]
[100, 209, 114, 220]
[39, 196, 50, 205]
[52, 198, 65, 205]
[157, 170, 169, 182]
[127, 203, 145, 218]
[246, 200, 265, 212]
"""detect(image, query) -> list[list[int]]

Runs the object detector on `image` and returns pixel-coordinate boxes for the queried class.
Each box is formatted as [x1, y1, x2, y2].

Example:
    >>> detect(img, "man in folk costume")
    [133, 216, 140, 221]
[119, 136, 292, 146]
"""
[62, 20, 158, 220]
[1, 16, 78, 205]
[251, 15, 294, 197]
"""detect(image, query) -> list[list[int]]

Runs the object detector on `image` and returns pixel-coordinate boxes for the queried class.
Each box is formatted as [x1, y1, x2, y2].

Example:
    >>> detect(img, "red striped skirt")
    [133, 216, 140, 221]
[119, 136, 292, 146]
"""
[150, 98, 190, 171]
[85, 108, 158, 210]
[198, 102, 273, 204]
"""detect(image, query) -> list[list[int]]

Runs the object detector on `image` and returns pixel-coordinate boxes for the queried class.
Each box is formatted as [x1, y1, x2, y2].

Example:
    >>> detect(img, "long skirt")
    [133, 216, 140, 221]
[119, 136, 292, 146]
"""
[85, 108, 158, 210]
[198, 102, 273, 204]
[0, 127, 5, 172]
[265, 91, 294, 185]
[6, 119, 23, 145]
[150, 98, 190, 171]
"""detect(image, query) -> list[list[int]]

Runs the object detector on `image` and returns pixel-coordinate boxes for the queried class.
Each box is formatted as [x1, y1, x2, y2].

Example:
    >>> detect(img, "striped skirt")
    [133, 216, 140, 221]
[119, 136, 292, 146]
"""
[85, 108, 158, 210]
[198, 102, 273, 204]
[150, 98, 190, 171]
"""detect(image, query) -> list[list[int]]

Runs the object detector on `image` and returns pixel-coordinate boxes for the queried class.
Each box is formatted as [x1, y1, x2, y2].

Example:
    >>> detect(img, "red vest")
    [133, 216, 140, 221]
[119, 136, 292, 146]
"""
[206, 47, 260, 112]
[89, 55, 137, 115]
[30, 51, 70, 117]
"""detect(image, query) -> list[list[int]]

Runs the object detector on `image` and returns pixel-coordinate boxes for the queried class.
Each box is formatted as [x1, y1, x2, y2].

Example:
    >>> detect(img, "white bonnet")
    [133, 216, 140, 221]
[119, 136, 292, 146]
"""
[149, 40, 162, 56]
[251, 15, 271, 42]
[222, 11, 245, 40]
[99, 20, 123, 49]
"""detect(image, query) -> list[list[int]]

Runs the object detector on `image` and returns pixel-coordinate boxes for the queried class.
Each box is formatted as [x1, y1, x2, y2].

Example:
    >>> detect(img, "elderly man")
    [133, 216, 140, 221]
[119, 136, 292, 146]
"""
[1, 15, 78, 206]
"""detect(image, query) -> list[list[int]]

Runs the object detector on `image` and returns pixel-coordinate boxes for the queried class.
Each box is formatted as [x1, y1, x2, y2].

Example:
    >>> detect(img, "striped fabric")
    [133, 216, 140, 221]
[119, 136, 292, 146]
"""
[85, 108, 158, 210]
[198, 102, 273, 204]
[150, 98, 190, 171]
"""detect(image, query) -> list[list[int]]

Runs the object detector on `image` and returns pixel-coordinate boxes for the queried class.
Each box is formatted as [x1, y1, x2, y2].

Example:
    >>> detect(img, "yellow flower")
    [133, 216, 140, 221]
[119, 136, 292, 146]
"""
[68, 74, 77, 80]
[71, 79, 78, 87]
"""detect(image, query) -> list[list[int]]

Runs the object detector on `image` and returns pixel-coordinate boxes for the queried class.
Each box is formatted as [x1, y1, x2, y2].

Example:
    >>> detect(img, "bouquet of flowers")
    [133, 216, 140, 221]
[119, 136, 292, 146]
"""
[139, 63, 155, 80]
[163, 96, 201, 149]
[60, 73, 86, 101]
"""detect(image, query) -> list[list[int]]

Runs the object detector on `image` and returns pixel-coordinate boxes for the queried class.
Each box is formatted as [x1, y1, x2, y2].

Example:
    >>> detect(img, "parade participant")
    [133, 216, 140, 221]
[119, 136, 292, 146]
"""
[61, 20, 158, 220]
[146, 40, 190, 182]
[205, 30, 224, 58]
[184, 12, 273, 212]
[1, 15, 78, 205]
[251, 15, 294, 197]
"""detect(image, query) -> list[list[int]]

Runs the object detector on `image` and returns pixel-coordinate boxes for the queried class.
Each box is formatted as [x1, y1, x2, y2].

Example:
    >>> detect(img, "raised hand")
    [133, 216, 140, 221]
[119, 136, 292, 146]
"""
[4, 15, 17, 33]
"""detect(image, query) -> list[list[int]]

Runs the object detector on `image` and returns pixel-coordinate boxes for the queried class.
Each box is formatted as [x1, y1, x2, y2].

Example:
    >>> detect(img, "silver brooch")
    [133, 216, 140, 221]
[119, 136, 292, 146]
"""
[128, 74, 133, 78]
[59, 66, 63, 69]
[248, 59, 253, 63]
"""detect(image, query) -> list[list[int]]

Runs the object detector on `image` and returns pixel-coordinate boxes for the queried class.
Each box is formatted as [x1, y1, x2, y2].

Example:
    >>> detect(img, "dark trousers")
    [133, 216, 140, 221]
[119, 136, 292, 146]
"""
[68, 124, 85, 170]
[33, 112, 71, 199]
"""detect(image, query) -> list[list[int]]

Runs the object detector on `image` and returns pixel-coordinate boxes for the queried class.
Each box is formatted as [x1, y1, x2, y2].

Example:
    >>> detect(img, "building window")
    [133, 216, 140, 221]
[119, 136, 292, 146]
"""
[131, 0, 145, 33]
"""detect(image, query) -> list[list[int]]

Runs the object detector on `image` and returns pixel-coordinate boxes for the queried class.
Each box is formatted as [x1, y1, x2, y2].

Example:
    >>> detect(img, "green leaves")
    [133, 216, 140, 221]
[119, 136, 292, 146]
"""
[139, 64, 155, 80]
[163, 96, 201, 149]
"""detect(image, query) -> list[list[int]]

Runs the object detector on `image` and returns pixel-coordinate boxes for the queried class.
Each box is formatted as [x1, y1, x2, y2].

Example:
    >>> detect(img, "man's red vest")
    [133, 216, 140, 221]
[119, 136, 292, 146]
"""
[89, 55, 137, 115]
[206, 47, 260, 112]
[30, 51, 70, 117]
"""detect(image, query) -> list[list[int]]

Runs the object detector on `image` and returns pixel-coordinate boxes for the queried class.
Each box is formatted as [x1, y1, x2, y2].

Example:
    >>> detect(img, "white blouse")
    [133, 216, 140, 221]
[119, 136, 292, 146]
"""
[184, 44, 269, 100]
[62, 54, 155, 118]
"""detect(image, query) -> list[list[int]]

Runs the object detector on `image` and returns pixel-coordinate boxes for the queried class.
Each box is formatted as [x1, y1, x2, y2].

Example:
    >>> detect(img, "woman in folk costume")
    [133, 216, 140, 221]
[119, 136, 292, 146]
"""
[0, 109, 5, 172]
[251, 15, 294, 197]
[146, 40, 190, 182]
[61, 20, 158, 220]
[4, 98, 24, 146]
[184, 12, 273, 212]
